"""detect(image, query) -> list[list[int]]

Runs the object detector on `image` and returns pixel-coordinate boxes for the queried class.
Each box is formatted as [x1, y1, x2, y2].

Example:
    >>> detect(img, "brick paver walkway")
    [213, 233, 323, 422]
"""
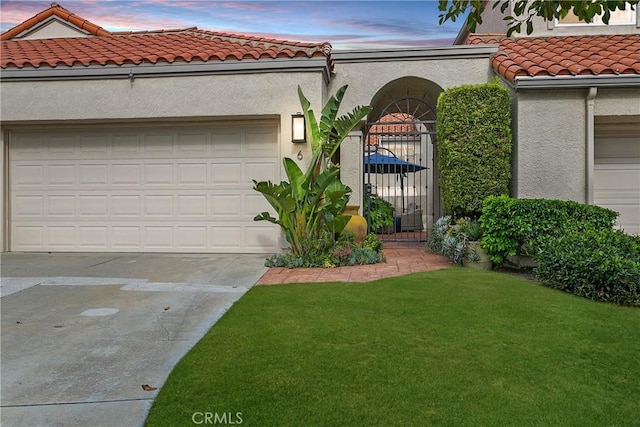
[256, 241, 452, 285]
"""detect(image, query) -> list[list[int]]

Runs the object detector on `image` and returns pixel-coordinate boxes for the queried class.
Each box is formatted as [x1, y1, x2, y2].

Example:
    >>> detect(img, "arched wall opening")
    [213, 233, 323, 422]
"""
[364, 77, 444, 241]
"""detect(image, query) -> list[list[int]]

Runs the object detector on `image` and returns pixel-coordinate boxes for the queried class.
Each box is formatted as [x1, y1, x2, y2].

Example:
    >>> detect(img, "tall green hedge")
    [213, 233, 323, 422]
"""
[436, 81, 512, 217]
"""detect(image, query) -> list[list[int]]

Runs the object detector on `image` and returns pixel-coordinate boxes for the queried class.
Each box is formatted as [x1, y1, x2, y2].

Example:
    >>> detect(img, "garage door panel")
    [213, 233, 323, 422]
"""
[112, 226, 140, 249]
[212, 162, 242, 184]
[112, 134, 141, 155]
[144, 226, 173, 249]
[176, 226, 208, 250]
[210, 226, 242, 250]
[78, 195, 108, 217]
[248, 161, 278, 183]
[177, 132, 208, 153]
[11, 135, 44, 158]
[246, 225, 280, 250]
[49, 196, 75, 216]
[178, 195, 208, 217]
[595, 164, 640, 190]
[13, 226, 44, 249]
[112, 164, 141, 185]
[48, 226, 75, 249]
[143, 195, 174, 217]
[79, 135, 108, 155]
[48, 135, 76, 157]
[111, 195, 141, 217]
[144, 163, 174, 185]
[211, 194, 242, 216]
[79, 226, 108, 248]
[48, 164, 76, 185]
[177, 163, 207, 185]
[15, 195, 44, 217]
[79, 164, 108, 185]
[212, 132, 243, 155]
[10, 124, 280, 253]
[245, 194, 273, 217]
[144, 134, 174, 155]
[14, 165, 44, 186]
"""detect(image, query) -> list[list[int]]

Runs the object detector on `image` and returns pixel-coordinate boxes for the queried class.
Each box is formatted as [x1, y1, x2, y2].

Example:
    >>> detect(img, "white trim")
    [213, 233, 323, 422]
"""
[0, 57, 333, 83]
[513, 75, 640, 90]
[332, 45, 498, 63]
[586, 87, 597, 205]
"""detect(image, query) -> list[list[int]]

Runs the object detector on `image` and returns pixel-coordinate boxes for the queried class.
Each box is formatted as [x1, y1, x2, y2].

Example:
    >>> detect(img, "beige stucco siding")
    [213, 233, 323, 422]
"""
[1, 72, 322, 123]
[513, 89, 588, 202]
[329, 57, 494, 111]
[594, 88, 640, 117]
[20, 19, 92, 39]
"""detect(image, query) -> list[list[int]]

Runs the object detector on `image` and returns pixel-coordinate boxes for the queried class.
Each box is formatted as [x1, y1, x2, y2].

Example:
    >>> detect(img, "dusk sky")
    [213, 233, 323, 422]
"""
[0, 1, 467, 49]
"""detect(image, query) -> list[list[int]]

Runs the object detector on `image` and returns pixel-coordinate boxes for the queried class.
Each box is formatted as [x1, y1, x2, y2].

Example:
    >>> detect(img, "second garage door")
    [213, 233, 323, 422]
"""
[594, 122, 640, 235]
[10, 123, 280, 253]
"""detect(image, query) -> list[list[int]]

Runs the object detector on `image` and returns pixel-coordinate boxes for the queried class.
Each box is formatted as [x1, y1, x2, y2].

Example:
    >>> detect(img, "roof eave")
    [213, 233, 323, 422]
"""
[0, 57, 333, 84]
[512, 74, 640, 90]
[332, 45, 498, 63]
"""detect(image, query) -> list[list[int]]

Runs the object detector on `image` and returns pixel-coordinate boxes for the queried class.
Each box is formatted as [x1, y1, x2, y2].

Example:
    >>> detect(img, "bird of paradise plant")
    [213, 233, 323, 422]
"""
[253, 85, 372, 257]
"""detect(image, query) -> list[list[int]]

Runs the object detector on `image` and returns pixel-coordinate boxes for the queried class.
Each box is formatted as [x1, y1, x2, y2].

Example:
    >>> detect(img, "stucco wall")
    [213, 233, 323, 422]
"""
[21, 19, 91, 39]
[514, 89, 588, 202]
[329, 56, 494, 112]
[471, 3, 640, 38]
[0, 131, 4, 251]
[340, 132, 364, 212]
[594, 88, 640, 118]
[1, 71, 326, 169]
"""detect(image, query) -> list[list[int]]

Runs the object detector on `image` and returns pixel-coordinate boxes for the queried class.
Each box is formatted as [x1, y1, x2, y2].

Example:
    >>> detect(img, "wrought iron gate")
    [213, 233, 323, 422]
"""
[363, 97, 436, 242]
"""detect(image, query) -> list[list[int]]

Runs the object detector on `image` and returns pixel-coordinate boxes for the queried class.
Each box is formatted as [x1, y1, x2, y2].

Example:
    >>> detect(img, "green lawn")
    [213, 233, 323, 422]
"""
[146, 268, 640, 426]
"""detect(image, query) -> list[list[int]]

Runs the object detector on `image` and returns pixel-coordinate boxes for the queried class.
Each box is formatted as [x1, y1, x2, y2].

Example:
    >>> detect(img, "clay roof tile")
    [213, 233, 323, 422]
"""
[1, 7, 332, 70]
[485, 34, 640, 82]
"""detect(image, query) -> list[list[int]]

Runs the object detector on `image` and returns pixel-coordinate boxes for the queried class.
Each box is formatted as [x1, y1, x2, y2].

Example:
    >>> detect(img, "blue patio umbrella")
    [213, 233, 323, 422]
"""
[364, 152, 427, 174]
[364, 153, 427, 213]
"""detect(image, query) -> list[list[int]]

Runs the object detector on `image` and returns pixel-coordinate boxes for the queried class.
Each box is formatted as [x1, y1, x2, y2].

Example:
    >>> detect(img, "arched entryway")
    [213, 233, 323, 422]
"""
[363, 77, 443, 242]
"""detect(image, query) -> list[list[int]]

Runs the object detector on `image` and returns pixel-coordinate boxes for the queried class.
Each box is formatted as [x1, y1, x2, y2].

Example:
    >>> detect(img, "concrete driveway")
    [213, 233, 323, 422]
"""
[0, 253, 268, 427]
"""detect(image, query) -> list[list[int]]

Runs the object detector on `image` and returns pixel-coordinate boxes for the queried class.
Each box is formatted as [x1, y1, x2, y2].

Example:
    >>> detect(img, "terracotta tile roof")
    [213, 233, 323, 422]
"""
[0, 4, 332, 69]
[366, 113, 419, 146]
[0, 3, 110, 41]
[1, 29, 332, 69]
[469, 34, 640, 83]
[465, 33, 508, 45]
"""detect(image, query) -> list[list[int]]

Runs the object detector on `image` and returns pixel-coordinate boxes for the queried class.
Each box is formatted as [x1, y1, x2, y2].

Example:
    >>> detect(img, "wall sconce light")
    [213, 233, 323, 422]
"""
[291, 113, 306, 143]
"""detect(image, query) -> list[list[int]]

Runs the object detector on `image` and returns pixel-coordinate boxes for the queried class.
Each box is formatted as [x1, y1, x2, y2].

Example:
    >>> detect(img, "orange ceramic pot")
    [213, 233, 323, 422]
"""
[344, 205, 367, 246]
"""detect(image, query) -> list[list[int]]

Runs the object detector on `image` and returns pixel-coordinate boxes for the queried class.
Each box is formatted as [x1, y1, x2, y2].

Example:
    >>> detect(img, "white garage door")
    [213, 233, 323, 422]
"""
[594, 123, 640, 235]
[9, 123, 280, 253]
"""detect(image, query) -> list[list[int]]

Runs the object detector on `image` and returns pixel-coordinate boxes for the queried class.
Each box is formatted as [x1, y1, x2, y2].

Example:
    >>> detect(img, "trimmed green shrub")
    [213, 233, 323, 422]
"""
[534, 229, 640, 307]
[480, 195, 618, 264]
[436, 80, 512, 217]
[364, 193, 394, 233]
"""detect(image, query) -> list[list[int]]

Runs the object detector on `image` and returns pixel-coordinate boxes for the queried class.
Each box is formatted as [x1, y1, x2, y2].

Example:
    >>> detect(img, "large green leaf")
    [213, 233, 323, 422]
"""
[326, 104, 373, 160]
[282, 157, 307, 203]
[319, 85, 347, 140]
[298, 85, 322, 154]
